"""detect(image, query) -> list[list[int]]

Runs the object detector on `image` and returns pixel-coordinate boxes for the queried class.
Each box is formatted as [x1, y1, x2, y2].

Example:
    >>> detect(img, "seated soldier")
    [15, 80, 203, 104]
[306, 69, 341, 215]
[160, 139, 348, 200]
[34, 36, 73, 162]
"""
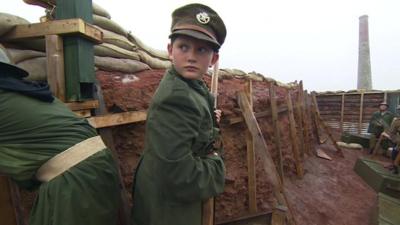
[368, 102, 395, 154]
[382, 105, 400, 174]
[0, 45, 121, 225]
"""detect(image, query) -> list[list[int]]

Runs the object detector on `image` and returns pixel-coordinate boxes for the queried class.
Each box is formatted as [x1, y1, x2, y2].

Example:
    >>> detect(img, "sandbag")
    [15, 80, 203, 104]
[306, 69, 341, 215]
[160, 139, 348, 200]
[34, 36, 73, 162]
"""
[127, 33, 169, 60]
[95, 56, 150, 74]
[7, 48, 46, 64]
[95, 26, 137, 51]
[94, 43, 140, 61]
[17, 57, 47, 81]
[93, 2, 111, 19]
[138, 50, 171, 69]
[93, 14, 127, 37]
[0, 13, 30, 37]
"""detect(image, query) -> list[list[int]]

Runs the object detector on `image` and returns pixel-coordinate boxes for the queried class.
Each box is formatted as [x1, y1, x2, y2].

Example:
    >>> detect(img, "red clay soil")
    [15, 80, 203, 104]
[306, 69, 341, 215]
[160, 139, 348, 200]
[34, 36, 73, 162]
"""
[285, 145, 377, 225]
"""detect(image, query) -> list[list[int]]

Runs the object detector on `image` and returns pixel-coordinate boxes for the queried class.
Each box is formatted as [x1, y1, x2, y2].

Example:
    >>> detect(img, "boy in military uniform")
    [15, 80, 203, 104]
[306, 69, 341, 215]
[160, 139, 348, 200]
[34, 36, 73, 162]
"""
[131, 3, 226, 225]
[382, 105, 400, 174]
[0, 45, 121, 225]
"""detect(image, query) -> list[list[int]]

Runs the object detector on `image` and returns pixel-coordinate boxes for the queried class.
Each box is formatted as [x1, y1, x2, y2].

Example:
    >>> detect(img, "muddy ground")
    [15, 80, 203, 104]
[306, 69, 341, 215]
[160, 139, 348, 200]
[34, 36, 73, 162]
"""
[285, 144, 377, 225]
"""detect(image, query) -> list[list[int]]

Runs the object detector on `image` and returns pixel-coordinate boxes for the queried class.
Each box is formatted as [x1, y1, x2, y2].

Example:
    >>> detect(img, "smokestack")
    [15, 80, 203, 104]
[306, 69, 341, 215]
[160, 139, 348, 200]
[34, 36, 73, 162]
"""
[357, 15, 372, 90]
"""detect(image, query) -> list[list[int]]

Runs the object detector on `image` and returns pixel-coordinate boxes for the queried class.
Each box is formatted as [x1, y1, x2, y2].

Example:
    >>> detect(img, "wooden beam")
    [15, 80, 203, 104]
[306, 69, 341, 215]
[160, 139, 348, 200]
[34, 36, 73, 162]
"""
[88, 110, 147, 128]
[303, 90, 312, 155]
[0, 19, 102, 43]
[226, 106, 288, 125]
[340, 94, 345, 133]
[245, 80, 257, 213]
[295, 84, 305, 157]
[358, 92, 365, 134]
[45, 35, 66, 101]
[238, 91, 296, 225]
[286, 91, 304, 178]
[269, 83, 284, 182]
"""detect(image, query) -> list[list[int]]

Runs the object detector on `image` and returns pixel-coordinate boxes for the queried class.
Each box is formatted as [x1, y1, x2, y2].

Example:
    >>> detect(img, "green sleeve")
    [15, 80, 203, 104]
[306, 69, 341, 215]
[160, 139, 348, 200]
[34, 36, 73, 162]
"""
[146, 88, 225, 203]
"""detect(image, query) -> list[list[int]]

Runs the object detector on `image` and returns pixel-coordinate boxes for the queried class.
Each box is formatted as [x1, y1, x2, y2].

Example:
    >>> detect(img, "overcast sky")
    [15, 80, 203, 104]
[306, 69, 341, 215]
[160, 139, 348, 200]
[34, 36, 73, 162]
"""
[2, 0, 399, 92]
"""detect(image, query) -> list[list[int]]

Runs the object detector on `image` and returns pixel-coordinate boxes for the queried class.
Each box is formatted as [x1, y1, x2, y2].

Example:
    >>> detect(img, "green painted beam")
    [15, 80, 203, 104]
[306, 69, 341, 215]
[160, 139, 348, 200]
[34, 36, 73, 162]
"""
[56, 0, 95, 101]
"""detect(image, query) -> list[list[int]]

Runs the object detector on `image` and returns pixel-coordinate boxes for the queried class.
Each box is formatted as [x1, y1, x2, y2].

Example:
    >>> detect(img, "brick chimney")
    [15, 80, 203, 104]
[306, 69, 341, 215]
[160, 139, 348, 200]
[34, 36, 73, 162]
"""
[357, 15, 372, 90]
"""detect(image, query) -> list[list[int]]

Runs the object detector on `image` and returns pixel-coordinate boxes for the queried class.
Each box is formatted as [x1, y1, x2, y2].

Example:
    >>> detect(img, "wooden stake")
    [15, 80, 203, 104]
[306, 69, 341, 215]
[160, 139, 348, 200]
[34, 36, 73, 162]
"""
[340, 94, 345, 134]
[303, 90, 312, 155]
[286, 91, 304, 178]
[358, 92, 364, 134]
[269, 83, 285, 182]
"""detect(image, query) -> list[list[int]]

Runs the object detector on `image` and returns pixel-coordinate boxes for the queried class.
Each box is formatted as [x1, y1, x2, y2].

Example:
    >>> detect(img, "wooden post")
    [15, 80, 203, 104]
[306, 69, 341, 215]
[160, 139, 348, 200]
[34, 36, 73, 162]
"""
[245, 80, 257, 214]
[56, 0, 96, 101]
[340, 94, 345, 134]
[358, 92, 364, 134]
[303, 90, 312, 154]
[294, 88, 305, 157]
[286, 91, 304, 177]
[238, 92, 296, 225]
[45, 35, 65, 101]
[298, 81, 309, 155]
[269, 83, 284, 182]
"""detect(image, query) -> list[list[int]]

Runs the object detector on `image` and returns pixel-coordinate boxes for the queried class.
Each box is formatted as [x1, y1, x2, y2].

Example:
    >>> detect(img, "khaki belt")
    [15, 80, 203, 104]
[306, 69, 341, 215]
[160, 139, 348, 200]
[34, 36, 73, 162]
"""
[36, 136, 106, 182]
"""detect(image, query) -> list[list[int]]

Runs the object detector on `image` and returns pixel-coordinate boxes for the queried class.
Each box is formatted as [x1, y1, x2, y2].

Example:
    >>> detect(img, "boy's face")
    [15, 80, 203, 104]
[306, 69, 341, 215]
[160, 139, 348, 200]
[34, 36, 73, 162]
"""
[168, 35, 219, 80]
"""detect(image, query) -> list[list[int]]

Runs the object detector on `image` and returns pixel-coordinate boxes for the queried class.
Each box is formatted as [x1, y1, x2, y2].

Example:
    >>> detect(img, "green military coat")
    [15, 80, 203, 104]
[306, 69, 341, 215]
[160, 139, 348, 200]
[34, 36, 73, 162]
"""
[131, 67, 225, 225]
[0, 89, 121, 225]
[388, 117, 400, 145]
[368, 111, 395, 136]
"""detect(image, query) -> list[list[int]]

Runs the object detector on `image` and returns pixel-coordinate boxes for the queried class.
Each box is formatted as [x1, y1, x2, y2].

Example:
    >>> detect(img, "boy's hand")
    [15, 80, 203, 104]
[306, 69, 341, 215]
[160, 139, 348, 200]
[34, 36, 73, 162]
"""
[214, 109, 222, 124]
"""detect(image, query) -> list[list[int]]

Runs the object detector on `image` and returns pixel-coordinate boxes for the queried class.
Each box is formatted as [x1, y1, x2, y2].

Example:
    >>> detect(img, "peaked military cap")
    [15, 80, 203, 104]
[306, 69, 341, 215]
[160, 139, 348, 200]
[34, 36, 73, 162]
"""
[0, 44, 28, 78]
[170, 3, 226, 50]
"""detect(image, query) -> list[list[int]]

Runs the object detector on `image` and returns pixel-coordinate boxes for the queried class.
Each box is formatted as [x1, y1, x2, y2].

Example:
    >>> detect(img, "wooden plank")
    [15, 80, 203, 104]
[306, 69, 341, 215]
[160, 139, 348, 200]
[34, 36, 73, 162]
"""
[88, 110, 147, 128]
[66, 100, 99, 111]
[245, 80, 257, 213]
[340, 94, 345, 133]
[226, 106, 288, 125]
[73, 109, 92, 118]
[298, 82, 310, 155]
[45, 35, 65, 101]
[286, 91, 304, 178]
[0, 19, 102, 43]
[269, 83, 284, 182]
[312, 92, 344, 157]
[358, 92, 364, 134]
[294, 87, 305, 157]
[238, 91, 297, 225]
[303, 90, 312, 154]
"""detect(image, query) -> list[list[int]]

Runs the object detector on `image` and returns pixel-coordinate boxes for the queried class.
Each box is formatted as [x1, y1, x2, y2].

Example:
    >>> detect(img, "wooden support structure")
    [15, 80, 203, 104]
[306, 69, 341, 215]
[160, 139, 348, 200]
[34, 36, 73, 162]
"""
[238, 91, 296, 225]
[226, 106, 288, 125]
[294, 91, 305, 157]
[358, 92, 365, 134]
[245, 80, 257, 214]
[269, 83, 284, 182]
[45, 35, 66, 101]
[286, 91, 304, 178]
[0, 18, 102, 43]
[297, 81, 309, 156]
[340, 94, 345, 133]
[311, 92, 344, 157]
[303, 90, 312, 154]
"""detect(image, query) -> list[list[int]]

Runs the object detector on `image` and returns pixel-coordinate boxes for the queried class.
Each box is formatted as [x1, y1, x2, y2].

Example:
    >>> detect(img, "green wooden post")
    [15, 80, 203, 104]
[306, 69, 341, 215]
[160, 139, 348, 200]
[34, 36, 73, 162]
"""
[56, 0, 95, 101]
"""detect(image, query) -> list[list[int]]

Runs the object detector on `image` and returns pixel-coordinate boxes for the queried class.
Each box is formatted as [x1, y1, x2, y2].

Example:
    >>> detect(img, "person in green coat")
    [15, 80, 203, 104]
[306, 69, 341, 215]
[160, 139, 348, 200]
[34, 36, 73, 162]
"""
[131, 3, 226, 225]
[0, 45, 121, 225]
[368, 102, 395, 153]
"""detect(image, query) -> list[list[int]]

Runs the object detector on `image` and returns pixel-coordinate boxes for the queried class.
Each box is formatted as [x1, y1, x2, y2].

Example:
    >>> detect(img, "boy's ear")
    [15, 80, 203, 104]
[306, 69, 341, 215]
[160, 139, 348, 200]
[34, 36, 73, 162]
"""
[167, 43, 173, 60]
[210, 52, 219, 67]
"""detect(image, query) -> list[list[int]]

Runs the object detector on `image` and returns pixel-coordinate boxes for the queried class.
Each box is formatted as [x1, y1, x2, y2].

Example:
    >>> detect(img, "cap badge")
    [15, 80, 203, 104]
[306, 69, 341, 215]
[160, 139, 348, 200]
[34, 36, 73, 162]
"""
[196, 12, 210, 24]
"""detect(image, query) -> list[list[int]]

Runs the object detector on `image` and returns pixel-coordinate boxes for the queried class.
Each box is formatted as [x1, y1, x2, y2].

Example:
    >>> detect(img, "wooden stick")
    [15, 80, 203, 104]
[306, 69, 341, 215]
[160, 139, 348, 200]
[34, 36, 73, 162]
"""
[358, 92, 364, 134]
[203, 61, 220, 225]
[269, 83, 285, 182]
[287, 91, 304, 177]
[340, 94, 345, 133]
